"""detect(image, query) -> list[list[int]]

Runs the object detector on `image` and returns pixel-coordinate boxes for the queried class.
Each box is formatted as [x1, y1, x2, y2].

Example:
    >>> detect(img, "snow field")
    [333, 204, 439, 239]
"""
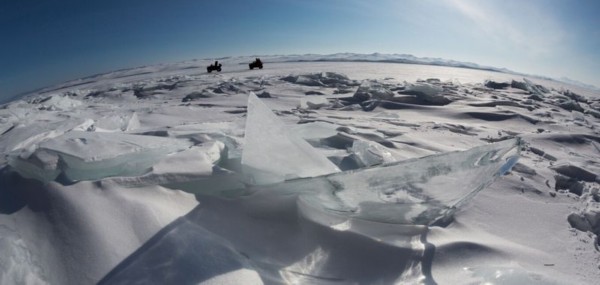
[0, 57, 599, 284]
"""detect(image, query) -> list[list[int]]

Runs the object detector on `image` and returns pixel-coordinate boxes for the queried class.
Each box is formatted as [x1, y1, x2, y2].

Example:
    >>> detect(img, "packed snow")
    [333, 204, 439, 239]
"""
[1, 55, 599, 284]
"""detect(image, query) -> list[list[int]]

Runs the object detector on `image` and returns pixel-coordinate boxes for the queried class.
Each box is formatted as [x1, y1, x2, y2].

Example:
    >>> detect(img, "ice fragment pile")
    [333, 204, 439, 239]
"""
[241, 93, 521, 226]
[8, 131, 192, 183]
[246, 137, 520, 226]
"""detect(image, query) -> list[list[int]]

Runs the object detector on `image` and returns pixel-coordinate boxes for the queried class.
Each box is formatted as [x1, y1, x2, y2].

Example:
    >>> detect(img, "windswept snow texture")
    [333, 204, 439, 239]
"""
[1, 56, 600, 284]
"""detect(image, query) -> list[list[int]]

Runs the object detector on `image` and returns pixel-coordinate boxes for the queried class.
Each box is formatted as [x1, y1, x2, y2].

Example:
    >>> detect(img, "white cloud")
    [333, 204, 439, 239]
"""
[445, 0, 566, 57]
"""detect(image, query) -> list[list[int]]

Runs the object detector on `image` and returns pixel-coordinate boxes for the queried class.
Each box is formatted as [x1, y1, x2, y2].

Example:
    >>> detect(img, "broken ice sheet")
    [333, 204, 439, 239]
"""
[244, 138, 521, 227]
[350, 139, 397, 167]
[239, 91, 519, 227]
[103, 141, 227, 187]
[9, 131, 192, 183]
[241, 92, 340, 185]
[94, 112, 140, 132]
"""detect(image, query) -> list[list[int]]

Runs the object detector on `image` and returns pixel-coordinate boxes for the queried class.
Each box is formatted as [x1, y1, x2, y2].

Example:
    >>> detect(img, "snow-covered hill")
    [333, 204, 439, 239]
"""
[1, 58, 599, 284]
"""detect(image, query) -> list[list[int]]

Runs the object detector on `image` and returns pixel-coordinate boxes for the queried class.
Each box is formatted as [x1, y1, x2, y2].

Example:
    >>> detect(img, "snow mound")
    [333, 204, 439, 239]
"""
[0, 180, 197, 284]
[462, 266, 561, 285]
[299, 96, 330, 109]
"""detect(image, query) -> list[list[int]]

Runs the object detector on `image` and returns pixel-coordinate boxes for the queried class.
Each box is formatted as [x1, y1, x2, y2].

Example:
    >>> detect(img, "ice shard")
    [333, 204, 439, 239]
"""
[245, 138, 521, 226]
[523, 78, 547, 97]
[8, 131, 192, 183]
[350, 139, 397, 167]
[241, 92, 340, 185]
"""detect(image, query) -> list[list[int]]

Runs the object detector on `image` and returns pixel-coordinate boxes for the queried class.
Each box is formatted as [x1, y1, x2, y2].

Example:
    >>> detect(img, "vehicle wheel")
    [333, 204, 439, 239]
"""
[259, 66, 263, 69]
[207, 70, 212, 73]
[217, 68, 221, 72]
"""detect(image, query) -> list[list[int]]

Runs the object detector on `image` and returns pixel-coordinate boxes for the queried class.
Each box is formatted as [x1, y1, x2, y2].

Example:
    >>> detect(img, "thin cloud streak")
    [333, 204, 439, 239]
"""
[446, 0, 566, 57]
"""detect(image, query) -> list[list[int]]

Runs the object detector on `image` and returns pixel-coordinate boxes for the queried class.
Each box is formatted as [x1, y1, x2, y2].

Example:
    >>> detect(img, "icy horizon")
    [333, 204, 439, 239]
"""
[3, 52, 599, 106]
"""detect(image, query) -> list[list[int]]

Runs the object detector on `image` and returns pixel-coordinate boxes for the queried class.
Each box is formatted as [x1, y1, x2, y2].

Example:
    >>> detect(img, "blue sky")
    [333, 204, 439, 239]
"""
[1, 0, 599, 100]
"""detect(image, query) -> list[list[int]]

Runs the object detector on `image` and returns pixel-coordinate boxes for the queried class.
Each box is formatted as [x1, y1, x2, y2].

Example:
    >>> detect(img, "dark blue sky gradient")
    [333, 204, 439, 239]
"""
[1, 0, 599, 100]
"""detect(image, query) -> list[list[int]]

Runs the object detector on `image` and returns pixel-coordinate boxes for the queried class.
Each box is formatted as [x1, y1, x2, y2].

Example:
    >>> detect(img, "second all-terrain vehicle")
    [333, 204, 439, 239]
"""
[249, 58, 263, 70]
[207, 61, 222, 73]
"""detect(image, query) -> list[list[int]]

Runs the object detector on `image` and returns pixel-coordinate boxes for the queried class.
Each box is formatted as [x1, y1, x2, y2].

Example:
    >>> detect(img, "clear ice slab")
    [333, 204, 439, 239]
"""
[8, 131, 192, 183]
[239, 91, 520, 227]
[244, 138, 521, 227]
[241, 92, 340, 185]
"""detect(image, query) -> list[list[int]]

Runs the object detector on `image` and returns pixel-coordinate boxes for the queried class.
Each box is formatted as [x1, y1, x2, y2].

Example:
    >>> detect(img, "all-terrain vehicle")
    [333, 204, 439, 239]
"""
[249, 58, 263, 70]
[207, 61, 222, 73]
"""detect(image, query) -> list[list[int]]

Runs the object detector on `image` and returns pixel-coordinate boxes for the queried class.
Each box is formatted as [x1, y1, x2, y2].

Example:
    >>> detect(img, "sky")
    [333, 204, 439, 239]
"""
[1, 0, 599, 101]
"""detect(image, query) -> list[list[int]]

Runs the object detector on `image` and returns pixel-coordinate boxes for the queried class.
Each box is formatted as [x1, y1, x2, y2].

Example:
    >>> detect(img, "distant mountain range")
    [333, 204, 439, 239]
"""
[256, 53, 598, 91]
[269, 52, 511, 73]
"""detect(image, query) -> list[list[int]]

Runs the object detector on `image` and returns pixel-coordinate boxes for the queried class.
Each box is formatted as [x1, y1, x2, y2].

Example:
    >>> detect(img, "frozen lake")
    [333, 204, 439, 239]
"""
[1, 58, 599, 284]
[15, 59, 598, 105]
[260, 62, 599, 98]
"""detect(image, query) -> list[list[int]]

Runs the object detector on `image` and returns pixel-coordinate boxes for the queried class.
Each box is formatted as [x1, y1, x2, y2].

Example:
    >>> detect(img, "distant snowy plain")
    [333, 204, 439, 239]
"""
[1, 54, 599, 284]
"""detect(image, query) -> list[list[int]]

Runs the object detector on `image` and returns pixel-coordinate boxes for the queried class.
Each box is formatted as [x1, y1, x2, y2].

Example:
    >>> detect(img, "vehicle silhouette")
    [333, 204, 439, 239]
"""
[249, 58, 263, 70]
[207, 61, 222, 73]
